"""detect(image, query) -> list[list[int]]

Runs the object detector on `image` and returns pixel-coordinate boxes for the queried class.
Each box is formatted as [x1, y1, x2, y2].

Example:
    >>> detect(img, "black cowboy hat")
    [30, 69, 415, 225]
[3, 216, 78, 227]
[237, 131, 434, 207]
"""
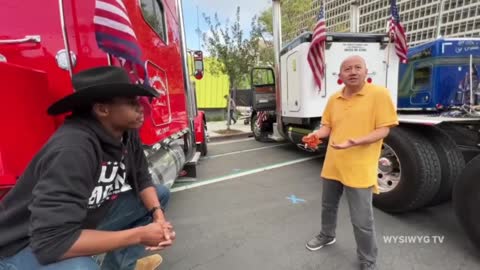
[47, 66, 159, 115]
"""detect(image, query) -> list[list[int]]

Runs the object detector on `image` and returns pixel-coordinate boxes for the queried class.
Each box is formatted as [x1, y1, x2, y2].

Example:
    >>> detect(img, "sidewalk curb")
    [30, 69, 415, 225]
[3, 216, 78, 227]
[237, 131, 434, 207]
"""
[208, 132, 253, 142]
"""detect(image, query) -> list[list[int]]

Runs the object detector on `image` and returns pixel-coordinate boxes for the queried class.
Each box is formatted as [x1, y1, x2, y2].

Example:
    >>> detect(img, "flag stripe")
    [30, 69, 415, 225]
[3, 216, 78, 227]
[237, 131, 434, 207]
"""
[95, 8, 131, 27]
[256, 111, 269, 125]
[307, 5, 327, 91]
[94, 16, 137, 38]
[96, 0, 131, 24]
[115, 0, 127, 11]
[94, 0, 149, 85]
[389, 0, 408, 63]
[95, 24, 138, 44]
[96, 32, 142, 56]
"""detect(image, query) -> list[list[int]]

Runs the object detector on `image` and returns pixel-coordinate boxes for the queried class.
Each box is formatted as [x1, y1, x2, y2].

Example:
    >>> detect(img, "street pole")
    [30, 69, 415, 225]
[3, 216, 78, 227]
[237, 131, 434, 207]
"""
[350, 1, 360, 33]
[435, 0, 445, 38]
[272, 0, 287, 139]
[226, 82, 232, 130]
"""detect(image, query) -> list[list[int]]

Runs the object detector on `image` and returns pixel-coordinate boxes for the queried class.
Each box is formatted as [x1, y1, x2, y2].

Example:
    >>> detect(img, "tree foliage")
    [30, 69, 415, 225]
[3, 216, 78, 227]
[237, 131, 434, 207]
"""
[257, 0, 315, 44]
[202, 7, 261, 90]
[250, 13, 274, 67]
[200, 1, 315, 90]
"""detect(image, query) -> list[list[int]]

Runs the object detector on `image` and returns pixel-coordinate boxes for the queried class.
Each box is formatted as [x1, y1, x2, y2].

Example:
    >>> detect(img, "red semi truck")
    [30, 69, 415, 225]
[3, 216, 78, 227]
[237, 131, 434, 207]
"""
[0, 0, 208, 198]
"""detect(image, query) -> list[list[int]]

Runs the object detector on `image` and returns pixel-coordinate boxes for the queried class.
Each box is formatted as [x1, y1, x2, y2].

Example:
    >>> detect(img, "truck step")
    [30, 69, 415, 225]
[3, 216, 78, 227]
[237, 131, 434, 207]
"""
[269, 123, 287, 142]
[182, 151, 202, 178]
[187, 151, 201, 165]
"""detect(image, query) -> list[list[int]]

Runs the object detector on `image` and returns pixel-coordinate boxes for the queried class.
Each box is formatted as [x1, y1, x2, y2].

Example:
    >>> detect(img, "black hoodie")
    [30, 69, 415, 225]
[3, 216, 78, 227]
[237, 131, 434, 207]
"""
[0, 115, 154, 264]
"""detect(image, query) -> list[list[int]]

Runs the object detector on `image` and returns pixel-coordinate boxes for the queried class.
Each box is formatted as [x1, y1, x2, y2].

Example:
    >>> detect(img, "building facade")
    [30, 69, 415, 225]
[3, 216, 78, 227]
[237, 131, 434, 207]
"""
[287, 0, 480, 47]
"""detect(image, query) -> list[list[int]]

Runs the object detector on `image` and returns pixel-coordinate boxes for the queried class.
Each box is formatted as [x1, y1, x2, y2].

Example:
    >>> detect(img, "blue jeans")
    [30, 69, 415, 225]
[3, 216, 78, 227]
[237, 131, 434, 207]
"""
[0, 184, 170, 270]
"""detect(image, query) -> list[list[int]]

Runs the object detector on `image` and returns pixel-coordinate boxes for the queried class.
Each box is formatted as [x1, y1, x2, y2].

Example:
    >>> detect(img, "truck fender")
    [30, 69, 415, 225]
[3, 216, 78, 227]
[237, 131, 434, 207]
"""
[194, 111, 207, 156]
[194, 111, 206, 144]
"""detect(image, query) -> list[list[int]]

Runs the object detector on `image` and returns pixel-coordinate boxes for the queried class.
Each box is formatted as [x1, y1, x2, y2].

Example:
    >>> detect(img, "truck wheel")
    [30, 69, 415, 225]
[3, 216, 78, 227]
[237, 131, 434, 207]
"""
[453, 154, 480, 250]
[251, 113, 269, 142]
[373, 127, 441, 213]
[418, 126, 465, 206]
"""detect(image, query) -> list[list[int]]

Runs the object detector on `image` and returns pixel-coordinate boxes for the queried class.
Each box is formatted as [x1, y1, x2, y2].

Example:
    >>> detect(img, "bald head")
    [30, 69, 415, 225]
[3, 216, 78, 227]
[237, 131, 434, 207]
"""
[340, 55, 367, 71]
[338, 55, 368, 89]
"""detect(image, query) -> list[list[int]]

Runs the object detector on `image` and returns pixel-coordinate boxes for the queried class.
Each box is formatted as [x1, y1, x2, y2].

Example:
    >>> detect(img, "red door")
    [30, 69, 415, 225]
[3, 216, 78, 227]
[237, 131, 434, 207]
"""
[126, 0, 189, 145]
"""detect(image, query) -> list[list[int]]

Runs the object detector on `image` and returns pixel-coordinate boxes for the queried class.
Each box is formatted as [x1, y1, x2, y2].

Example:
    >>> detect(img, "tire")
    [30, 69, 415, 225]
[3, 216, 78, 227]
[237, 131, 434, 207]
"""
[200, 125, 208, 156]
[251, 113, 270, 142]
[373, 126, 442, 213]
[453, 154, 480, 251]
[416, 126, 465, 206]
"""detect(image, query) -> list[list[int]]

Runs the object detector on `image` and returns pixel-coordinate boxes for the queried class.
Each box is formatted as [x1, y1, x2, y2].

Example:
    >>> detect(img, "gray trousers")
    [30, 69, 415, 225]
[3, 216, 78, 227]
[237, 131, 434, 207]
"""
[320, 178, 378, 264]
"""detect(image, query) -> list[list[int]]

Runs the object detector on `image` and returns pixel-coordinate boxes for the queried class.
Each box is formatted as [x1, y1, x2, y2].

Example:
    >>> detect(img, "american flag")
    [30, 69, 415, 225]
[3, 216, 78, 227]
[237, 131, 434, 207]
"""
[307, 4, 327, 91]
[94, 0, 147, 81]
[389, 0, 408, 64]
[256, 111, 268, 126]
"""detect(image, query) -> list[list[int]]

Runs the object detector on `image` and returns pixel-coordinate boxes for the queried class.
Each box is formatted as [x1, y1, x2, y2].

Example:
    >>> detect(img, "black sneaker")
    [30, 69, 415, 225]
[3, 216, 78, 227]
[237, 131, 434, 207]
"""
[360, 262, 377, 270]
[305, 233, 336, 251]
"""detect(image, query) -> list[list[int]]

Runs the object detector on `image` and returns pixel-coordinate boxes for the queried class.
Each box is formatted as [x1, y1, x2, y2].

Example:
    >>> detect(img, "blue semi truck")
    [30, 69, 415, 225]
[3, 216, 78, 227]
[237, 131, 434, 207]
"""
[397, 38, 480, 111]
[382, 38, 480, 252]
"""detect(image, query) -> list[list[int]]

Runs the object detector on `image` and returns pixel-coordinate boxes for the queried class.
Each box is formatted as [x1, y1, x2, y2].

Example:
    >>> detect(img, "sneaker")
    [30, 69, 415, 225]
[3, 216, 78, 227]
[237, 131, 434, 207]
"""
[135, 254, 163, 270]
[360, 262, 377, 270]
[305, 233, 336, 251]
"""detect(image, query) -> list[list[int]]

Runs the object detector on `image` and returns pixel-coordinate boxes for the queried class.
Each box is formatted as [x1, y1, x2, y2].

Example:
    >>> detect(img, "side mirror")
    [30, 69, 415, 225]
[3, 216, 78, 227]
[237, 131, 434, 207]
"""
[193, 50, 204, 80]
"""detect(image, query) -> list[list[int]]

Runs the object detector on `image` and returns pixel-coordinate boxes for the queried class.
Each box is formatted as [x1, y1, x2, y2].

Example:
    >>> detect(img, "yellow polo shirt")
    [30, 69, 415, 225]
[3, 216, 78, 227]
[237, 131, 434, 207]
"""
[320, 83, 399, 194]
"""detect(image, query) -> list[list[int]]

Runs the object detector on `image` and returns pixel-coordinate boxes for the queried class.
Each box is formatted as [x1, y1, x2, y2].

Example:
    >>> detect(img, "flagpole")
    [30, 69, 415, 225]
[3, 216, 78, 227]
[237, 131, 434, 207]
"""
[470, 54, 474, 111]
[386, 35, 391, 89]
[322, 0, 326, 94]
[385, 1, 392, 89]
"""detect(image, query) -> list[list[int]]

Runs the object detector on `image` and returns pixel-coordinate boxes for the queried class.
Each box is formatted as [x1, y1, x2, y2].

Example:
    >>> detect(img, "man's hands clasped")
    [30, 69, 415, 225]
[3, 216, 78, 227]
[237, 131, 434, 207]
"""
[139, 212, 176, 251]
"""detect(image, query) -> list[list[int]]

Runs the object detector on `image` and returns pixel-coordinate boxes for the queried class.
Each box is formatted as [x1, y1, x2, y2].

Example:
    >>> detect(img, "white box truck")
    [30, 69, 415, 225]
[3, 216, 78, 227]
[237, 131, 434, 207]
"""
[249, 0, 480, 251]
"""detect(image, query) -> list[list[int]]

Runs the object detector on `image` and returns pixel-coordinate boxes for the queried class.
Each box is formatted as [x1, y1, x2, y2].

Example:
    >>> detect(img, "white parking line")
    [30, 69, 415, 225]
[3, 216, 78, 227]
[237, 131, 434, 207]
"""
[208, 137, 253, 145]
[204, 143, 290, 159]
[171, 155, 323, 193]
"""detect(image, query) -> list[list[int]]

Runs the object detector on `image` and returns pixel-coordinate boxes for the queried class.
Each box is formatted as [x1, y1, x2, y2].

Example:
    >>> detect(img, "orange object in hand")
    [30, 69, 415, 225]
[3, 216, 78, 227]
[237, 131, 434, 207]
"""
[302, 134, 322, 148]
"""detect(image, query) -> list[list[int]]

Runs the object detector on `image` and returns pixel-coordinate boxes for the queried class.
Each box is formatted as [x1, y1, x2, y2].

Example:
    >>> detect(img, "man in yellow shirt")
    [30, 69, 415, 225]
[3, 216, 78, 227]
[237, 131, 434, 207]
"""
[304, 55, 399, 270]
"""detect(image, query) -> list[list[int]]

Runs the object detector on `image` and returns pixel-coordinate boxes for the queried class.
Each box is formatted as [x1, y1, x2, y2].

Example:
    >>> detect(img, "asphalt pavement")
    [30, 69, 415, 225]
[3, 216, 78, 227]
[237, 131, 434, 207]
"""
[159, 138, 480, 270]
